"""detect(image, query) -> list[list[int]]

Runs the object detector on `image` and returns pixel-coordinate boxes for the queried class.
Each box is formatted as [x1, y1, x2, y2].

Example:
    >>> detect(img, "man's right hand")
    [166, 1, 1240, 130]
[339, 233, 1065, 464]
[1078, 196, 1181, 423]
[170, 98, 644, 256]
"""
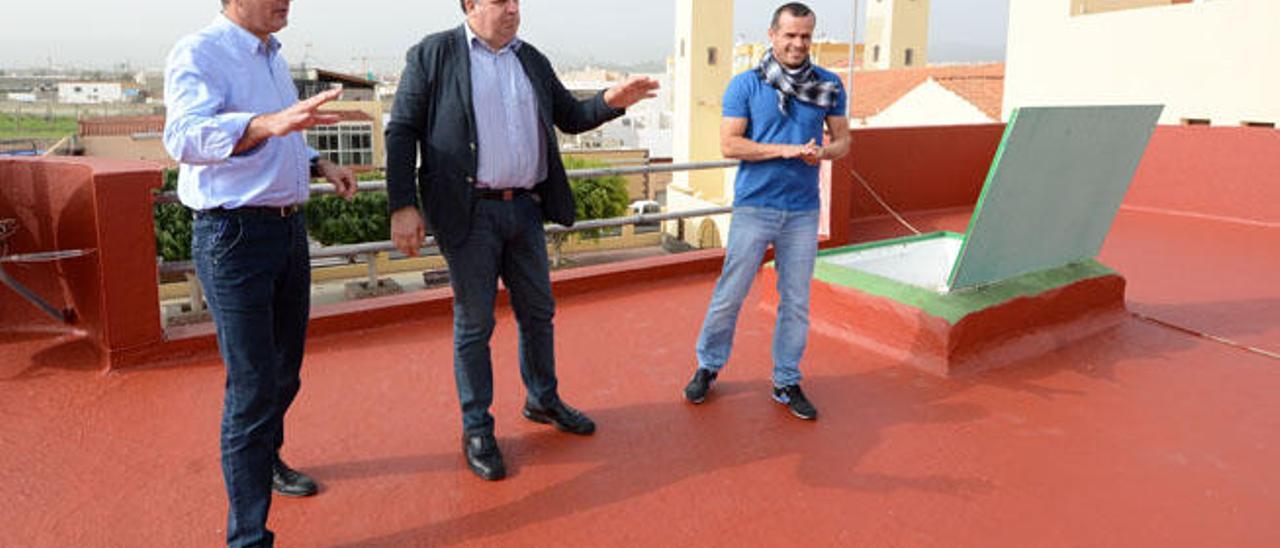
[779, 139, 821, 165]
[391, 206, 426, 257]
[259, 88, 343, 137]
[234, 88, 343, 154]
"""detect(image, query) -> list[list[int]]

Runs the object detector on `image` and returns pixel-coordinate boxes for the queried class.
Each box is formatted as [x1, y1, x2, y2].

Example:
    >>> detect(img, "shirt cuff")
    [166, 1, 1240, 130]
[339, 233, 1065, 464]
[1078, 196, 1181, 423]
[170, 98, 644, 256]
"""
[217, 112, 257, 154]
[596, 91, 626, 118]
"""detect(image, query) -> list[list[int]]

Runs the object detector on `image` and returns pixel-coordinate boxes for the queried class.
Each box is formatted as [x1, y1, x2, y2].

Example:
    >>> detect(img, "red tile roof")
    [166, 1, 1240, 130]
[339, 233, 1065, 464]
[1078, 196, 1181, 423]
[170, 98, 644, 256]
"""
[318, 110, 374, 124]
[933, 73, 1005, 120]
[77, 110, 373, 137]
[78, 115, 165, 137]
[845, 63, 1004, 120]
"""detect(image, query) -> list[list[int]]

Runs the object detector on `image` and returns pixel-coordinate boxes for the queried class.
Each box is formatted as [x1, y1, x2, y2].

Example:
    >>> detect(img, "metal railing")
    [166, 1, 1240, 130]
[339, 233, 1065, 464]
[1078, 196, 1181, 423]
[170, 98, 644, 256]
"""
[155, 160, 738, 280]
[156, 204, 733, 277]
[151, 160, 736, 205]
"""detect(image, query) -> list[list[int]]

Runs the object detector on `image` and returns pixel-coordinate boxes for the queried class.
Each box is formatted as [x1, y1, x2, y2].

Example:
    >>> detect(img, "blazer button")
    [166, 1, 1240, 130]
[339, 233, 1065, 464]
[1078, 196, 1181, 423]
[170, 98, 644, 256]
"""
[469, 142, 476, 151]
[466, 176, 475, 183]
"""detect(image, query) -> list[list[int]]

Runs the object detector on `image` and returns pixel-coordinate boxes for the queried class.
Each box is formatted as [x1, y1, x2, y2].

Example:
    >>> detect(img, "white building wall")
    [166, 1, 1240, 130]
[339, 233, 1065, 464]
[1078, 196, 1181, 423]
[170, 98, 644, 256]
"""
[1003, 0, 1280, 126]
[866, 79, 996, 127]
[57, 82, 125, 104]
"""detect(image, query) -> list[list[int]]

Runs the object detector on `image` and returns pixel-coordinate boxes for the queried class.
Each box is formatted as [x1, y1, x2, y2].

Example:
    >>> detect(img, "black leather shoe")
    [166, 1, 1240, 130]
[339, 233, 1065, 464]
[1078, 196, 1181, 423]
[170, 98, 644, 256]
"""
[272, 459, 318, 497]
[522, 400, 596, 435]
[463, 433, 506, 481]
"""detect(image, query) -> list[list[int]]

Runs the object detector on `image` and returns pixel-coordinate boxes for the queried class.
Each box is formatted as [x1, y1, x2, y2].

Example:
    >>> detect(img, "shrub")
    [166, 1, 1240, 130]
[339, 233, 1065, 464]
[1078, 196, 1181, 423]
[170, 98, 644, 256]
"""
[563, 156, 630, 233]
[153, 169, 192, 262]
[302, 191, 390, 246]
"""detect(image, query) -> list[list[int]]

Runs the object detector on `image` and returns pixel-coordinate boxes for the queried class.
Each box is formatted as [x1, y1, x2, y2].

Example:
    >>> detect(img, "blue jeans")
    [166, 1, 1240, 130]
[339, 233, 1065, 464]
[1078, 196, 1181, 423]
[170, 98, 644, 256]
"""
[696, 206, 819, 387]
[193, 210, 311, 548]
[439, 195, 559, 436]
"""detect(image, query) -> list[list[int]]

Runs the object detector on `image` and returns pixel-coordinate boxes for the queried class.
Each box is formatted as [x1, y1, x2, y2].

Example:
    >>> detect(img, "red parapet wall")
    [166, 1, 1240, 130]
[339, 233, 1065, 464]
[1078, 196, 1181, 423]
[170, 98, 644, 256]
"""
[0, 157, 165, 369]
[1, 161, 96, 331]
[829, 124, 1280, 231]
[835, 124, 1005, 220]
[1126, 126, 1280, 224]
[6, 125, 1270, 372]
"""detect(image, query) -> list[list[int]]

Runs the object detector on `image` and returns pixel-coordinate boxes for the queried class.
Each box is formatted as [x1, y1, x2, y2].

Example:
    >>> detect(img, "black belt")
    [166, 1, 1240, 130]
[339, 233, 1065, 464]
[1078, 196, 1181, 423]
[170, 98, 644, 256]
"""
[473, 188, 532, 201]
[195, 204, 301, 219]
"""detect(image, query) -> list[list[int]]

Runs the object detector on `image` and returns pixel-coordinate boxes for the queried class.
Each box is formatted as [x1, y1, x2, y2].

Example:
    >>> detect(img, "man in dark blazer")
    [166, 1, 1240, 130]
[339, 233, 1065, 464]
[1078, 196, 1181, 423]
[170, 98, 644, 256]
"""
[385, 0, 659, 481]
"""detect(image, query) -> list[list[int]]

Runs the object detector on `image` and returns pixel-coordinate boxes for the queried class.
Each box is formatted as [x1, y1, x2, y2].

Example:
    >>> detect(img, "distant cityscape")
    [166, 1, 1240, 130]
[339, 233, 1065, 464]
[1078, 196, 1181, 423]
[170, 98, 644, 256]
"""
[3, 0, 1274, 174]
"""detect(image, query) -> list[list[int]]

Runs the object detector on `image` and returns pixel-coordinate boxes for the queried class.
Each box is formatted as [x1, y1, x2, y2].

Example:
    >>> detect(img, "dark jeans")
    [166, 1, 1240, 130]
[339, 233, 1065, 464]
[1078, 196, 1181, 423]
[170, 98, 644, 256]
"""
[193, 210, 310, 548]
[439, 195, 559, 436]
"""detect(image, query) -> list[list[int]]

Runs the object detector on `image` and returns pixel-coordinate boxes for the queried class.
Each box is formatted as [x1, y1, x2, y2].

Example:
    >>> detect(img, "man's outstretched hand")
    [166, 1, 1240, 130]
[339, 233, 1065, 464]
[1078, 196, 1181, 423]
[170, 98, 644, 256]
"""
[235, 88, 343, 154]
[604, 76, 660, 110]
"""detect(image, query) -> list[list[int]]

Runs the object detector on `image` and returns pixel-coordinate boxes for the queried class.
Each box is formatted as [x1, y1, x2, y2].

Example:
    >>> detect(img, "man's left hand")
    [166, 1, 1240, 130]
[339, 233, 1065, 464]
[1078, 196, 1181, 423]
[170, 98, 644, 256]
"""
[604, 76, 660, 110]
[317, 159, 358, 200]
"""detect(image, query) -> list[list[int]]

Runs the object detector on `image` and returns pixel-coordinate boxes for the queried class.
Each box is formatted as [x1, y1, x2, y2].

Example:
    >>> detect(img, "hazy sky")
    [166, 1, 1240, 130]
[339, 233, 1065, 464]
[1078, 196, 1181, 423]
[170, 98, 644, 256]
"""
[0, 0, 1010, 73]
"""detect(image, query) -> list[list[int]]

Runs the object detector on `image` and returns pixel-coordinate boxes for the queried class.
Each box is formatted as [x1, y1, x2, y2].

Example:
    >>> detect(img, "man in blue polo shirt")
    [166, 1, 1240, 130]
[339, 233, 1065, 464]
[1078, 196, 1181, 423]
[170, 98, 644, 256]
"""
[683, 2, 850, 420]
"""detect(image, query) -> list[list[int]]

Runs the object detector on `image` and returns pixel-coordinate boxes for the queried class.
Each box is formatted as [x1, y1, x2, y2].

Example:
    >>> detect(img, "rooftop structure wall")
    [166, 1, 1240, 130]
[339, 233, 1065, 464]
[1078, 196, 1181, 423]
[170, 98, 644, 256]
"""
[1003, 0, 1280, 126]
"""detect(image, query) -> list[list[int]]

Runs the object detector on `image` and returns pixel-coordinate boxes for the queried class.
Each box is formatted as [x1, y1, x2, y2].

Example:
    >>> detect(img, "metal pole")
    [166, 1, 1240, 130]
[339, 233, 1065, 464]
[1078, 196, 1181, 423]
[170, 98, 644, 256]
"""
[847, 0, 861, 119]
[0, 264, 72, 323]
[364, 252, 378, 286]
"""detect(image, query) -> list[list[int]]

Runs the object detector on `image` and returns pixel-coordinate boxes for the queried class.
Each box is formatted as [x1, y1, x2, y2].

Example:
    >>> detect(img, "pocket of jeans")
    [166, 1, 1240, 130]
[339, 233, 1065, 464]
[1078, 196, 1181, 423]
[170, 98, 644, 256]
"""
[206, 216, 244, 265]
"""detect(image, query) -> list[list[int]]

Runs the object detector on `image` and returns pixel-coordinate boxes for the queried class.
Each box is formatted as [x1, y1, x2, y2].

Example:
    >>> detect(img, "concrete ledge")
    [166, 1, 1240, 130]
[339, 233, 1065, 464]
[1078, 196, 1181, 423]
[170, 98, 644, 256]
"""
[113, 249, 727, 370]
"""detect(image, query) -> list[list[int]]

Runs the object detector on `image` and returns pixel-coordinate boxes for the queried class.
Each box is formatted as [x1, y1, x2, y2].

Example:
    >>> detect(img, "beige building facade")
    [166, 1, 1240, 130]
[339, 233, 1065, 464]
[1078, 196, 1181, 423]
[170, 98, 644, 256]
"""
[1003, 0, 1280, 126]
[669, 0, 737, 248]
[865, 0, 930, 70]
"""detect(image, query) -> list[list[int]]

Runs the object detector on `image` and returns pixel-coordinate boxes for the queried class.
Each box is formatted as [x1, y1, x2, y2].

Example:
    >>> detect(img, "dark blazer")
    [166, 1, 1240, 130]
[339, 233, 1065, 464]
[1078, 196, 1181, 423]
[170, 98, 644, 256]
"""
[385, 25, 625, 249]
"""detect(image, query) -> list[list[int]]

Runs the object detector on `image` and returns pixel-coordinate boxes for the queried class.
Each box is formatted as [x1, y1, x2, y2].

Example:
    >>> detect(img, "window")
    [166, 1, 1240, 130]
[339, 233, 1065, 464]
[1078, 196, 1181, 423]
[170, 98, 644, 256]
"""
[1181, 118, 1211, 126]
[306, 122, 374, 167]
[905, 48, 914, 66]
[872, 45, 880, 63]
[1242, 121, 1275, 129]
[707, 47, 718, 66]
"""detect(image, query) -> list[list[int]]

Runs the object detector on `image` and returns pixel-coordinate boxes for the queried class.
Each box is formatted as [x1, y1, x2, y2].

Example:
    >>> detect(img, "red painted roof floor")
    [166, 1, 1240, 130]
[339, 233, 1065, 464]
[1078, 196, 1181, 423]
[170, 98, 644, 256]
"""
[2, 208, 1277, 547]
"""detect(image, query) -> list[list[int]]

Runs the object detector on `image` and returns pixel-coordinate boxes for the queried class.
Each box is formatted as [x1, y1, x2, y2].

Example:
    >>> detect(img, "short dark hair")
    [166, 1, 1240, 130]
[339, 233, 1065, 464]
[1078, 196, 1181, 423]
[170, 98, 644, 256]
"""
[771, 2, 815, 29]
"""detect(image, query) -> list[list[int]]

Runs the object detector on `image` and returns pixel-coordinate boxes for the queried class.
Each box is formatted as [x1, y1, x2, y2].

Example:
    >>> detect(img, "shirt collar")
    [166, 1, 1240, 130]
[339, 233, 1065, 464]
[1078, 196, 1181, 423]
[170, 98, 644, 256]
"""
[463, 21, 521, 54]
[214, 13, 282, 57]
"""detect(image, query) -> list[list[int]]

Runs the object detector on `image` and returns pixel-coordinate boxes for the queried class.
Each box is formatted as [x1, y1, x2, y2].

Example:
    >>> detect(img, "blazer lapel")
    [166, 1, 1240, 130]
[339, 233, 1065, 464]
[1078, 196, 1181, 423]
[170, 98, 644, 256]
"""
[515, 46, 553, 128]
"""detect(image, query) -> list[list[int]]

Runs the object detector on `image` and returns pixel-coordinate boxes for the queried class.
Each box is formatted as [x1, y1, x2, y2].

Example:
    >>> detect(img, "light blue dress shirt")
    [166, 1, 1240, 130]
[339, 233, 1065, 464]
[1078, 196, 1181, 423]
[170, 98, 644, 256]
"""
[464, 23, 546, 190]
[163, 14, 317, 210]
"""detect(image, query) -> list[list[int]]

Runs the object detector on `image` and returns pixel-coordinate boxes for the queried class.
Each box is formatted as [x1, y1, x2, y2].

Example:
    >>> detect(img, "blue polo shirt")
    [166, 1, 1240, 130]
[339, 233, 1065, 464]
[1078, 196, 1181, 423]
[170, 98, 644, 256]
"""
[723, 67, 846, 211]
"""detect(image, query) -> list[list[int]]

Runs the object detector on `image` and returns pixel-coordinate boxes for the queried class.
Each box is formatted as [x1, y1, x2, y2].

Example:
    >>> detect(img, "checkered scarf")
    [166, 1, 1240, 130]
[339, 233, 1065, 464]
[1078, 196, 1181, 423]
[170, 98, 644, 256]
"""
[755, 49, 840, 116]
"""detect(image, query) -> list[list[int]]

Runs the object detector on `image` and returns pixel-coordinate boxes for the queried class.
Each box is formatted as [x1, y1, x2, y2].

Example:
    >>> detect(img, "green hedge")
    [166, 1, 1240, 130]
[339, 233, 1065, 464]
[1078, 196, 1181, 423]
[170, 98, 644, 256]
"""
[154, 170, 192, 262]
[152, 162, 630, 261]
[302, 191, 389, 245]
[564, 156, 630, 235]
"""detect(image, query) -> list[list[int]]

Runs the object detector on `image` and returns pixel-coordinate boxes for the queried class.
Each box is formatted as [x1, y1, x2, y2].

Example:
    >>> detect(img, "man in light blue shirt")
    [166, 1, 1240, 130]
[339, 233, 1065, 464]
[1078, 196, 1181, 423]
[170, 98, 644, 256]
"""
[163, 1, 355, 546]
